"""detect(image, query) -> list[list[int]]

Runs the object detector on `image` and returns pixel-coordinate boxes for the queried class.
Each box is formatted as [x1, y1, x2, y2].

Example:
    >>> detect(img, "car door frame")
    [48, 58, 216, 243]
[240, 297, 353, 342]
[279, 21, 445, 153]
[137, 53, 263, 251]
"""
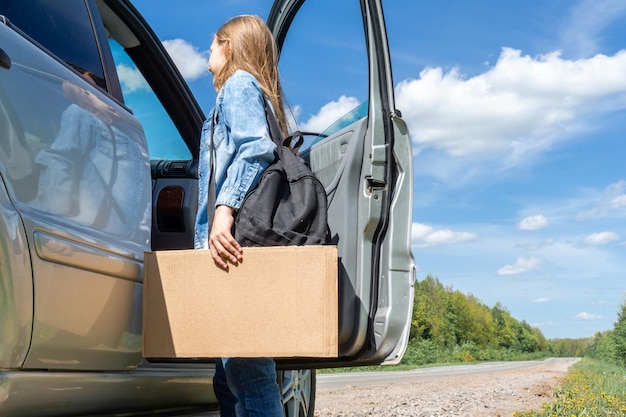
[268, 0, 415, 368]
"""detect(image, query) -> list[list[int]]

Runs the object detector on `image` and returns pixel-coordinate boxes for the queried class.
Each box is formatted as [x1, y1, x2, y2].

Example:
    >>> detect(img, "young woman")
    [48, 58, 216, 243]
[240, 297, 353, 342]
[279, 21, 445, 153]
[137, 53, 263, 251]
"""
[194, 15, 288, 417]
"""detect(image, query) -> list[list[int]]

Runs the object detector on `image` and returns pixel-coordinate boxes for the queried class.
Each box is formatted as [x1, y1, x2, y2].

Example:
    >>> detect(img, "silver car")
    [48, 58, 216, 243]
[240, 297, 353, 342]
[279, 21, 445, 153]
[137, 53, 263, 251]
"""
[0, 0, 414, 416]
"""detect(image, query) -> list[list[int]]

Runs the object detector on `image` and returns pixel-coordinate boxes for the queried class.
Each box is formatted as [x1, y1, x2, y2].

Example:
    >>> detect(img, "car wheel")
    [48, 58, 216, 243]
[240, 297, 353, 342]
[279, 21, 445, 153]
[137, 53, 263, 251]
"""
[278, 369, 316, 417]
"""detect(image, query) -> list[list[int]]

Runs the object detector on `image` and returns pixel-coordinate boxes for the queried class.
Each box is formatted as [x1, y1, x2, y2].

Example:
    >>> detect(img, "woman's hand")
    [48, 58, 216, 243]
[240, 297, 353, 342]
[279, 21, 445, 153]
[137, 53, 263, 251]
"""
[209, 205, 243, 269]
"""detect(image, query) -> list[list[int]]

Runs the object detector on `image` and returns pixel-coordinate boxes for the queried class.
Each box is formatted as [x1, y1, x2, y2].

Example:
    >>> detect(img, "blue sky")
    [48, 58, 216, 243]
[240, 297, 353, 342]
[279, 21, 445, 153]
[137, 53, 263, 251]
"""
[130, 0, 625, 339]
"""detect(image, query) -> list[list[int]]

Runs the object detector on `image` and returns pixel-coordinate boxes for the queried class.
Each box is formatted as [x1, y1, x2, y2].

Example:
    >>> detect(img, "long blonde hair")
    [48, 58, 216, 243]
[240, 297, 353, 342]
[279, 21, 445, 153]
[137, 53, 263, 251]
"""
[213, 15, 288, 136]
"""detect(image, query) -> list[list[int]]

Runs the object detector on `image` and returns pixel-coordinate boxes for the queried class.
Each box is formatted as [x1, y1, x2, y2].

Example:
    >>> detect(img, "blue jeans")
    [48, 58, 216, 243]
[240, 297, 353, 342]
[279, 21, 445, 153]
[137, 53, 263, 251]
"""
[214, 358, 283, 417]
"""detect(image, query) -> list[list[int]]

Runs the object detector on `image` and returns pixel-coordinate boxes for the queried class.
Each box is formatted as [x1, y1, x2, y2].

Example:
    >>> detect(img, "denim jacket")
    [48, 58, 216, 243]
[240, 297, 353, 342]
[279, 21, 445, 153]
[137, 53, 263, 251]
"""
[194, 70, 276, 249]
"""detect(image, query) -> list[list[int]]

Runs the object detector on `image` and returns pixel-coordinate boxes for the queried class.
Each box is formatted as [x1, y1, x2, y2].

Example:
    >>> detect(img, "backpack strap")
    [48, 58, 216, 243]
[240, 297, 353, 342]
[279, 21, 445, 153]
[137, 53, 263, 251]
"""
[283, 131, 304, 153]
[262, 97, 308, 155]
[206, 109, 217, 232]
[262, 96, 284, 147]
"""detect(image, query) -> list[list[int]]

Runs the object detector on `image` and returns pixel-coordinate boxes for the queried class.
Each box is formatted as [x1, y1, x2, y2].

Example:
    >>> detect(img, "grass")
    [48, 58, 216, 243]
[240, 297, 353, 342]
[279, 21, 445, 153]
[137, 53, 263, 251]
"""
[514, 358, 626, 417]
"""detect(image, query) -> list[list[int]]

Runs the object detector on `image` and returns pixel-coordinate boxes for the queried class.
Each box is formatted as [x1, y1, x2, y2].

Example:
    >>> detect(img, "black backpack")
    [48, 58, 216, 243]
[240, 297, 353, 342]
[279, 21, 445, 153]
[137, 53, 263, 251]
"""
[209, 98, 330, 247]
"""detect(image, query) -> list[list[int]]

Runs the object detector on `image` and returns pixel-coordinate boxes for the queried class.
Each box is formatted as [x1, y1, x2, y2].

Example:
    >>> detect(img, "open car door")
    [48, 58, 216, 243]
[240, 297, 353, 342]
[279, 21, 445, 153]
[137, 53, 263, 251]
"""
[269, 0, 415, 367]
[96, 0, 413, 368]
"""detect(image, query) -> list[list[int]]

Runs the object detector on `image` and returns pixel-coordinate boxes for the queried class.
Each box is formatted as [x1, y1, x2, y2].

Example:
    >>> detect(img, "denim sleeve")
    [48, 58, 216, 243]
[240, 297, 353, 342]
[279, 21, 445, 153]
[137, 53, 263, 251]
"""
[216, 72, 276, 209]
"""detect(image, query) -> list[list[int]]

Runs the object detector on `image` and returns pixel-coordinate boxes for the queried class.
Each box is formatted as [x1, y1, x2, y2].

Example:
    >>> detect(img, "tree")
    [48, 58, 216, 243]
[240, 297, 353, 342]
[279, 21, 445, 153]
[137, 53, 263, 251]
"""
[610, 298, 626, 366]
[411, 275, 455, 346]
[491, 303, 517, 349]
[450, 293, 495, 347]
[586, 331, 615, 361]
[513, 321, 541, 353]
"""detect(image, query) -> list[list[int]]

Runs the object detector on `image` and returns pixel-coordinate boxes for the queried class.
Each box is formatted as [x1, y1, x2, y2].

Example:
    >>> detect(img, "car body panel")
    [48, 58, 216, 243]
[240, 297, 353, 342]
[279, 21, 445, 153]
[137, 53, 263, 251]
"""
[0, 365, 215, 417]
[0, 14, 150, 370]
[0, 175, 32, 369]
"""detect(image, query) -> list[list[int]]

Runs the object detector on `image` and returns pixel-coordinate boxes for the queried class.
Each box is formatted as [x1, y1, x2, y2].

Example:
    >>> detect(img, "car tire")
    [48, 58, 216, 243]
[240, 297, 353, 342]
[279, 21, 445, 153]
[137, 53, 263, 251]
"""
[278, 369, 316, 417]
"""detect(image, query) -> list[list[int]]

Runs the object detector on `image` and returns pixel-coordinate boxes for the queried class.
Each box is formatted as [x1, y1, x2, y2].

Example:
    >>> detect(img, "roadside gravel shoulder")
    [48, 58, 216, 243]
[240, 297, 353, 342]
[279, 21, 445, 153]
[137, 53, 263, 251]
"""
[314, 358, 579, 417]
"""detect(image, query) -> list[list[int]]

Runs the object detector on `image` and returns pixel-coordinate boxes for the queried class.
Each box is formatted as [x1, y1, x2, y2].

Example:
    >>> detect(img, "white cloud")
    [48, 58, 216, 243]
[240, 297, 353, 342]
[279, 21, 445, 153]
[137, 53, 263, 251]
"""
[609, 194, 626, 209]
[577, 180, 626, 219]
[560, 0, 626, 56]
[116, 64, 149, 93]
[533, 297, 552, 303]
[518, 215, 549, 230]
[497, 257, 542, 276]
[117, 38, 208, 93]
[412, 223, 477, 248]
[162, 39, 208, 81]
[395, 48, 626, 167]
[576, 312, 604, 320]
[583, 231, 620, 245]
[299, 95, 360, 133]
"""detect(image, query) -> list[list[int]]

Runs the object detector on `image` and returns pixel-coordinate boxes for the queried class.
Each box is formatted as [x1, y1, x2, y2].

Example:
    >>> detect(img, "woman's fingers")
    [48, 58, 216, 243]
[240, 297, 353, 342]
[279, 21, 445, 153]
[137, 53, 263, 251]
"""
[209, 205, 243, 268]
[210, 233, 241, 265]
[210, 242, 229, 269]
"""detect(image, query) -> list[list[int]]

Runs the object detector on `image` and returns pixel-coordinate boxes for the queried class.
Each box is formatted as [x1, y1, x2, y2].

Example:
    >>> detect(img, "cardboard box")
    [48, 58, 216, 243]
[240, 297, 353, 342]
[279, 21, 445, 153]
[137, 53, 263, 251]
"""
[143, 245, 338, 358]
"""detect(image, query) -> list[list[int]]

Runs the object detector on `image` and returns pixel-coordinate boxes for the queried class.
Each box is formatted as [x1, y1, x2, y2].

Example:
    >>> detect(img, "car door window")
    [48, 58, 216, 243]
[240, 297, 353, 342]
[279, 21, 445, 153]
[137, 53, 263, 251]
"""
[109, 40, 191, 160]
[0, 0, 106, 89]
[277, 0, 367, 150]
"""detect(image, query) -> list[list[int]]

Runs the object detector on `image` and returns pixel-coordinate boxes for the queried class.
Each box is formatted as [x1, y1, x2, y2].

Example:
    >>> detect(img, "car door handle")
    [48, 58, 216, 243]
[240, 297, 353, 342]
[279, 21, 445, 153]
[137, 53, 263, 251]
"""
[0, 48, 10, 69]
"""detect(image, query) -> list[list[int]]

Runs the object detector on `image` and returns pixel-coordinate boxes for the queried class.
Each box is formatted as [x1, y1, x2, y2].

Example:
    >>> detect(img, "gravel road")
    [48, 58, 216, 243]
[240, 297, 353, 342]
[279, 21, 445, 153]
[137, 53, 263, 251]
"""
[314, 358, 580, 417]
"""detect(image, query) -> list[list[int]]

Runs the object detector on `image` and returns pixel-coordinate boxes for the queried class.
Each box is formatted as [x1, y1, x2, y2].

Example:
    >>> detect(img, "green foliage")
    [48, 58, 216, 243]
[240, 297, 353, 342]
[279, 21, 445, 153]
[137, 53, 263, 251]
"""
[585, 298, 626, 366]
[492, 303, 518, 349]
[405, 274, 626, 367]
[551, 337, 594, 357]
[515, 300, 626, 416]
[400, 340, 549, 367]
[610, 299, 626, 366]
[514, 359, 626, 417]
[514, 320, 543, 352]
[401, 339, 446, 365]
[410, 274, 548, 362]
[411, 275, 456, 346]
[587, 331, 615, 361]
[328, 277, 626, 377]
